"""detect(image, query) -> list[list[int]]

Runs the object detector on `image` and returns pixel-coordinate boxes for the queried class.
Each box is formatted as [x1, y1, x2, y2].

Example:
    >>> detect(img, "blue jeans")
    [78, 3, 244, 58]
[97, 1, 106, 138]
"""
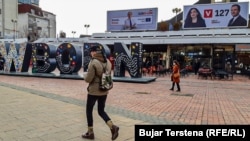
[86, 94, 111, 127]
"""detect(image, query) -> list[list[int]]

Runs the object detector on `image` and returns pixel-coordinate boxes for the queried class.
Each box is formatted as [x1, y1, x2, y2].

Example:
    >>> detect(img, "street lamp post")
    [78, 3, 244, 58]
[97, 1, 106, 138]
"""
[72, 31, 76, 38]
[47, 25, 52, 38]
[84, 24, 90, 35]
[11, 19, 17, 41]
[172, 8, 181, 23]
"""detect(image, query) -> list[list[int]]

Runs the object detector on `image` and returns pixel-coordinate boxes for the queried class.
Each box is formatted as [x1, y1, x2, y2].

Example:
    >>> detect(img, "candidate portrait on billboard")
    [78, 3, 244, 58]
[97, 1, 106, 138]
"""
[184, 7, 207, 28]
[183, 2, 249, 29]
[124, 11, 137, 30]
[107, 8, 158, 32]
[227, 4, 247, 27]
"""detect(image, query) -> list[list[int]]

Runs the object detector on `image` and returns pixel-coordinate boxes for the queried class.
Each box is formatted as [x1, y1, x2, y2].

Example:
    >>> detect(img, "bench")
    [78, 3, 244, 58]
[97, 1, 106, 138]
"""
[198, 68, 213, 79]
[214, 70, 229, 80]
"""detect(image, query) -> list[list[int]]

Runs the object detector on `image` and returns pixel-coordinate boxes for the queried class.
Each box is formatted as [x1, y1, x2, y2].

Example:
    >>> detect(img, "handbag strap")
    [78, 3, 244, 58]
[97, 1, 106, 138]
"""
[94, 58, 107, 73]
[102, 62, 107, 73]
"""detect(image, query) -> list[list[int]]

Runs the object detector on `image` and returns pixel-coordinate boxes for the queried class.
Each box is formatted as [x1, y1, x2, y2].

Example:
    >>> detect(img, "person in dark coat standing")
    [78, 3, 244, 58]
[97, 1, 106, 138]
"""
[170, 60, 181, 92]
[193, 59, 200, 75]
[82, 45, 119, 140]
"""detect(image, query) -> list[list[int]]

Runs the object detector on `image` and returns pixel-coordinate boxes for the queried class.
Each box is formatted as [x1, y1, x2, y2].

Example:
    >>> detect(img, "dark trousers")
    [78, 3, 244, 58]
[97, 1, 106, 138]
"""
[86, 94, 111, 127]
[171, 82, 180, 90]
[194, 68, 199, 75]
[0, 65, 3, 70]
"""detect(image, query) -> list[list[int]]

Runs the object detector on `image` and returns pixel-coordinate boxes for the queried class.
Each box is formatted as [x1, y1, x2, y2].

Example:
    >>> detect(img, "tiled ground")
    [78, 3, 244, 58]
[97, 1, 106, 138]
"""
[1, 73, 250, 125]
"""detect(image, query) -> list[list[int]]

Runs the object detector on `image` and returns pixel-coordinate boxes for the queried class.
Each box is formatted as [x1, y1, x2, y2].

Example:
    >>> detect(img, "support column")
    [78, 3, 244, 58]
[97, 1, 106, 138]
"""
[166, 45, 171, 68]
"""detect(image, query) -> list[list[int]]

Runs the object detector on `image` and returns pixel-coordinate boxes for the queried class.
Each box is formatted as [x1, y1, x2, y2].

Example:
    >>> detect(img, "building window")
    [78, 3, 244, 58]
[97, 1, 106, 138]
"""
[0, 9, 1, 14]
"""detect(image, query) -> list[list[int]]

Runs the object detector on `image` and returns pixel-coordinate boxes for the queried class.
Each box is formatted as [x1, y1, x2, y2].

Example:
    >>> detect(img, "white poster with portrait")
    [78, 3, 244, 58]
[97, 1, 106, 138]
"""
[107, 8, 158, 32]
[183, 2, 249, 29]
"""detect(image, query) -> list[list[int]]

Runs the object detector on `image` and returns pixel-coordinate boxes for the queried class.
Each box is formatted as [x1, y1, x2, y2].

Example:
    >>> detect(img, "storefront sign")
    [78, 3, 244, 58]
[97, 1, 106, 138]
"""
[235, 44, 250, 51]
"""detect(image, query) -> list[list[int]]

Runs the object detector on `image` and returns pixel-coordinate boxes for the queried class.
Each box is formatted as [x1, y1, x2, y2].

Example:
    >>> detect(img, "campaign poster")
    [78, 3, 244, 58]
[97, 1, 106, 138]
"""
[183, 2, 249, 29]
[107, 8, 158, 32]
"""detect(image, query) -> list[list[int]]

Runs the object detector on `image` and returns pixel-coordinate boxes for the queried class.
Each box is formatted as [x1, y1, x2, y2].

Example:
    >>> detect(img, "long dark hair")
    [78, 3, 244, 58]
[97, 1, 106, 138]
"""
[173, 60, 180, 68]
[185, 8, 204, 24]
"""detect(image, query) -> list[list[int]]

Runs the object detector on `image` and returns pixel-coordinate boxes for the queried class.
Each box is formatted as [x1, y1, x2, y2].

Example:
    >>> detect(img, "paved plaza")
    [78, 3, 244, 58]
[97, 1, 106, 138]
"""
[0, 73, 250, 140]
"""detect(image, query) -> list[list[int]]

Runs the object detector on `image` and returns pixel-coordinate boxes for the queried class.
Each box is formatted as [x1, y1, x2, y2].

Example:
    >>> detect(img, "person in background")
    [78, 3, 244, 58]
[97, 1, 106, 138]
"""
[193, 58, 201, 75]
[239, 62, 244, 68]
[82, 45, 119, 140]
[225, 61, 232, 73]
[0, 53, 5, 71]
[184, 7, 206, 28]
[228, 4, 247, 27]
[124, 11, 137, 30]
[170, 60, 181, 92]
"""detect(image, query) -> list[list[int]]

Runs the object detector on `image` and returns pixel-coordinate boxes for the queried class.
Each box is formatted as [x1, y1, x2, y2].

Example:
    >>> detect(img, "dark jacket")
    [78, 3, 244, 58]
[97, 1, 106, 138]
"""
[84, 53, 112, 96]
[184, 19, 206, 28]
[228, 15, 247, 26]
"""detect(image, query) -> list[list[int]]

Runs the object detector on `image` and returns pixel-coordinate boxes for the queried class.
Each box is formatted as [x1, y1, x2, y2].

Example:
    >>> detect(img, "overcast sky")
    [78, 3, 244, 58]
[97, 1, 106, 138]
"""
[40, 0, 249, 37]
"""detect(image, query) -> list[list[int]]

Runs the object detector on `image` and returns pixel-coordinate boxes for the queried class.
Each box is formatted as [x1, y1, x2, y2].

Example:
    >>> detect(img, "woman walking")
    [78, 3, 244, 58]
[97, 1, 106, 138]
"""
[170, 60, 181, 92]
[83, 45, 119, 140]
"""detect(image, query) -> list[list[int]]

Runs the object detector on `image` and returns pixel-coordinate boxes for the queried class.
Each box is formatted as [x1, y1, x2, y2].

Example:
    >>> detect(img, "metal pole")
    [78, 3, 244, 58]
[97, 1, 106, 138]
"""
[84, 24, 90, 35]
[72, 31, 76, 38]
[14, 22, 17, 40]
[11, 19, 17, 41]
[13, 22, 15, 41]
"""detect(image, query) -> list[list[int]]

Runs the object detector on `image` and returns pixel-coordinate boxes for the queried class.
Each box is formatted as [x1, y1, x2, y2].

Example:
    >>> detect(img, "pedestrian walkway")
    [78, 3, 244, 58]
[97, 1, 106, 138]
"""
[0, 80, 180, 141]
[0, 73, 250, 140]
[0, 84, 144, 141]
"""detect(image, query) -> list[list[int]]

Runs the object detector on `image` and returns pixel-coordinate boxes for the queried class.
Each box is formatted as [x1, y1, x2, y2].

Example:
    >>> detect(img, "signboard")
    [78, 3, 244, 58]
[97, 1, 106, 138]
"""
[183, 2, 249, 29]
[236, 44, 250, 51]
[107, 8, 158, 32]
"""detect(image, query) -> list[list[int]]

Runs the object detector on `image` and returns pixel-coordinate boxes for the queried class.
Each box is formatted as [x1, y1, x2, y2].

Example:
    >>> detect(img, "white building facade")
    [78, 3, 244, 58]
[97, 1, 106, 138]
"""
[0, 0, 18, 39]
[0, 0, 56, 40]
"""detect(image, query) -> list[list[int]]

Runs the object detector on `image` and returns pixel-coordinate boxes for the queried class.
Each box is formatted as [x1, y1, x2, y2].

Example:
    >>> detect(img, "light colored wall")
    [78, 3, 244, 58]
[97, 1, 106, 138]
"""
[0, 0, 56, 39]
[43, 11, 56, 38]
[0, 0, 18, 39]
[18, 14, 28, 38]
[0, 0, 3, 38]
[17, 11, 56, 39]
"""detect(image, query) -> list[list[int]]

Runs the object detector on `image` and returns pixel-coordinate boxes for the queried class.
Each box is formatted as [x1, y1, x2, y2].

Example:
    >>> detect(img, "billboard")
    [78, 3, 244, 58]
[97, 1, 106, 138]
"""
[107, 8, 158, 32]
[18, 0, 31, 4]
[183, 2, 249, 29]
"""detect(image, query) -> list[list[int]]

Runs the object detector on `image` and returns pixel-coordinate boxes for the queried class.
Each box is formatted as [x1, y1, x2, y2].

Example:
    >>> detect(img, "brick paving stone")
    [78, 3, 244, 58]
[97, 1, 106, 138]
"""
[0, 73, 250, 140]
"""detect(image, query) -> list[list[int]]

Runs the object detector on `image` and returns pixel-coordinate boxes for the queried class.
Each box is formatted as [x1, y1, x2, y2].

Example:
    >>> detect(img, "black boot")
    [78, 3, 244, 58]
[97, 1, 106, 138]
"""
[170, 82, 175, 90]
[176, 83, 181, 92]
[110, 125, 119, 140]
[82, 132, 95, 140]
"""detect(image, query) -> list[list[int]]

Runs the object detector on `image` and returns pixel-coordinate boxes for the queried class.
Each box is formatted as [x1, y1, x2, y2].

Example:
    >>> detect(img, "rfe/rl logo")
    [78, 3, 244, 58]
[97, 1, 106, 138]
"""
[204, 9, 213, 18]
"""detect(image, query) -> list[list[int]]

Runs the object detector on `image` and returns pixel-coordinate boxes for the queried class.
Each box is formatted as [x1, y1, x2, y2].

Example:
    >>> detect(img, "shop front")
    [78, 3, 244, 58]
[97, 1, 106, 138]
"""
[167, 44, 235, 73]
[235, 44, 250, 75]
[140, 44, 236, 74]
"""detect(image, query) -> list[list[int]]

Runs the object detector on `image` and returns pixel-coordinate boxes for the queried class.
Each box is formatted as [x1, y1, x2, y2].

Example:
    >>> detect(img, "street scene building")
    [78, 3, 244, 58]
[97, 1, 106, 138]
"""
[0, 0, 56, 41]
[0, 0, 250, 77]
